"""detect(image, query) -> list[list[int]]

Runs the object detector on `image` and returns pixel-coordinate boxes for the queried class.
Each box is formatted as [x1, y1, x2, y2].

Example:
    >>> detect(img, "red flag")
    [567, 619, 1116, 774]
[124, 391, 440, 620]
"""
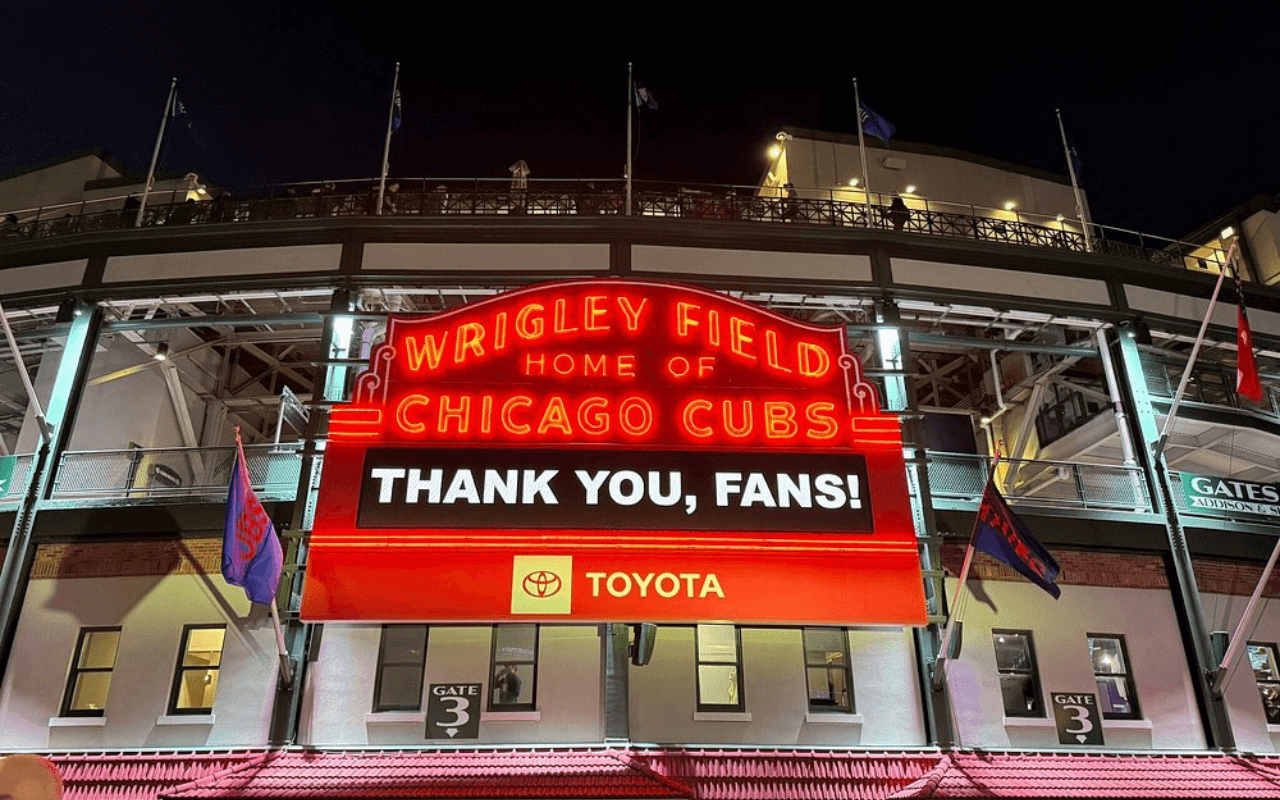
[1237, 303, 1264, 402]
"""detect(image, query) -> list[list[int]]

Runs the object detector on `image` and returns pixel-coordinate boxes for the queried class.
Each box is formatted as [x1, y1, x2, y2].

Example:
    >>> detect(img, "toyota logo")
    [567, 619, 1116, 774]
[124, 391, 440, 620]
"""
[522, 570, 562, 598]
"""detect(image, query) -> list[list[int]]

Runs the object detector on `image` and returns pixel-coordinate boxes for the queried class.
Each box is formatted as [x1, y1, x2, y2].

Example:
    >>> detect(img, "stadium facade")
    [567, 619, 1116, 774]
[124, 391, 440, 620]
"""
[1, 128, 1280, 798]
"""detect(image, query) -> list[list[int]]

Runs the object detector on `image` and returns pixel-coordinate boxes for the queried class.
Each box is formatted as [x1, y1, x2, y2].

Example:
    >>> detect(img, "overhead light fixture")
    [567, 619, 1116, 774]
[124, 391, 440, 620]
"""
[152, 342, 169, 361]
[1004, 201, 1017, 211]
[904, 184, 916, 194]
[1056, 214, 1065, 222]
[768, 145, 781, 159]
[849, 178, 859, 187]
[1220, 226, 1236, 240]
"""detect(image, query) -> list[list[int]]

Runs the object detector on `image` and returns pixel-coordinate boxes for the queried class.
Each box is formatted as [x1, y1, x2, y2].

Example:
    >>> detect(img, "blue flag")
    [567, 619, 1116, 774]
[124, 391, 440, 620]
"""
[392, 88, 403, 132]
[974, 479, 1061, 599]
[859, 103, 895, 143]
[634, 82, 658, 111]
[223, 437, 284, 604]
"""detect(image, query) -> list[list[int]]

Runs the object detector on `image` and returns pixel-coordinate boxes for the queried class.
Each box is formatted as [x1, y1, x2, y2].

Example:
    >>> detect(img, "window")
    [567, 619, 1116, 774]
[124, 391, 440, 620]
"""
[61, 627, 121, 717]
[1088, 634, 1140, 720]
[696, 624, 744, 712]
[167, 625, 226, 715]
[803, 627, 853, 713]
[993, 630, 1043, 717]
[489, 624, 538, 711]
[1247, 642, 1280, 724]
[373, 625, 428, 712]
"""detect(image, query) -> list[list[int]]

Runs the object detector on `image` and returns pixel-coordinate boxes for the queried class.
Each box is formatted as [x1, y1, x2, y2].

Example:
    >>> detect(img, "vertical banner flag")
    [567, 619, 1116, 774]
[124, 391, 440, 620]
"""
[1237, 301, 1264, 402]
[859, 103, 895, 143]
[223, 434, 284, 604]
[974, 480, 1062, 599]
[392, 88, 403, 132]
[634, 82, 658, 110]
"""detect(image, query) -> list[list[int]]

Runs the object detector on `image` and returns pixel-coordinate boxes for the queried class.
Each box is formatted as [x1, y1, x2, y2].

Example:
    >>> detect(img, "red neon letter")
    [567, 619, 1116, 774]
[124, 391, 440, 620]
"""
[501, 396, 532, 435]
[516, 303, 545, 340]
[553, 298, 579, 334]
[764, 401, 798, 439]
[805, 402, 839, 440]
[676, 302, 701, 338]
[438, 395, 471, 435]
[765, 330, 792, 373]
[681, 399, 714, 438]
[537, 396, 573, 435]
[578, 397, 610, 436]
[730, 317, 756, 360]
[616, 297, 648, 332]
[396, 394, 430, 434]
[453, 322, 486, 364]
[584, 295, 608, 331]
[798, 342, 831, 378]
[618, 397, 654, 437]
[723, 400, 753, 438]
[404, 333, 448, 373]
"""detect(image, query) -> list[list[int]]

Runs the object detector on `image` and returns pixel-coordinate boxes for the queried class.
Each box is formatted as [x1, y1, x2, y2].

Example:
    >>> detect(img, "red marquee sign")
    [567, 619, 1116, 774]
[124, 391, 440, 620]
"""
[301, 280, 926, 625]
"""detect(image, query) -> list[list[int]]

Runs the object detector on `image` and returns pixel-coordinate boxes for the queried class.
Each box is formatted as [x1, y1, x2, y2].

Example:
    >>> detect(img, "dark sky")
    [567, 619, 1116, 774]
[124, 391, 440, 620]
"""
[6, 3, 1280, 239]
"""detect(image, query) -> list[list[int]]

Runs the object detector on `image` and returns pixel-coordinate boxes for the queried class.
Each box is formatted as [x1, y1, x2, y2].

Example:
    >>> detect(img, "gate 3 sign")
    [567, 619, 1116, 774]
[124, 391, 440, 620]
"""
[300, 280, 926, 625]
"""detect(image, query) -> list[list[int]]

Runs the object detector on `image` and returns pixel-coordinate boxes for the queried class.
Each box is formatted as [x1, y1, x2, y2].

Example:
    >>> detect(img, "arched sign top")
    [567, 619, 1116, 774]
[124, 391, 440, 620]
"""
[333, 280, 888, 450]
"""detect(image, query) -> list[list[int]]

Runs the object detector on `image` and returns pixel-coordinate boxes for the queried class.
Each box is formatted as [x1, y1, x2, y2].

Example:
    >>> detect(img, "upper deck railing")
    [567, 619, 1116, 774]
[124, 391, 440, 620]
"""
[0, 178, 1230, 275]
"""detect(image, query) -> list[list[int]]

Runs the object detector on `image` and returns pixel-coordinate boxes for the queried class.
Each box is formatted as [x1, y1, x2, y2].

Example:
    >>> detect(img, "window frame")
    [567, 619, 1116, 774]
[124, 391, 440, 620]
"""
[1087, 632, 1141, 721]
[1246, 641, 1280, 725]
[371, 624, 429, 712]
[695, 624, 745, 713]
[60, 626, 122, 718]
[802, 627, 854, 713]
[166, 624, 227, 716]
[992, 628, 1045, 718]
[488, 624, 539, 712]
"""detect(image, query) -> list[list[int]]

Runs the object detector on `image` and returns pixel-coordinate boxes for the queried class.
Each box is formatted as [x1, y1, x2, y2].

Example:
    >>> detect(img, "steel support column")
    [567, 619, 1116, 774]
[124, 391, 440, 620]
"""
[0, 303, 101, 686]
[268, 290, 352, 746]
[875, 300, 956, 747]
[1113, 321, 1235, 749]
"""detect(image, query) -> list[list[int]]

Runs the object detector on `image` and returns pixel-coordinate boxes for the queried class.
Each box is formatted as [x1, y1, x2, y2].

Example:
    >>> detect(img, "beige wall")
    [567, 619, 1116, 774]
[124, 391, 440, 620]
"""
[0, 155, 122, 218]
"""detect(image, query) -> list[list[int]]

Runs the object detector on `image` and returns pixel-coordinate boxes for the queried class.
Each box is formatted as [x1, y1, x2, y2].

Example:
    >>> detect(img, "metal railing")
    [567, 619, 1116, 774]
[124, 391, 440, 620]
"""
[0, 454, 35, 505]
[926, 451, 1152, 513]
[51, 443, 306, 502]
[1139, 346, 1280, 417]
[0, 178, 1229, 275]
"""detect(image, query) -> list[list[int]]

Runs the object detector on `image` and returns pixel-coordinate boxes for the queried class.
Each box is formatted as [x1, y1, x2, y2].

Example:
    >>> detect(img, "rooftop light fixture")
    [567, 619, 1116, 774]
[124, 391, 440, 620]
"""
[768, 145, 781, 159]
[904, 184, 916, 194]
[849, 178, 859, 187]
[1220, 226, 1236, 240]
[152, 342, 169, 361]
[1056, 214, 1065, 222]
[1004, 201, 1017, 211]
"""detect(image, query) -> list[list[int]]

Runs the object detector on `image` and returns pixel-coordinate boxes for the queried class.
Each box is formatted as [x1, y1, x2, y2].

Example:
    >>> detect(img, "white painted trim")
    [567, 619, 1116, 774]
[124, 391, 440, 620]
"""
[155, 714, 215, 726]
[1002, 716, 1055, 728]
[804, 713, 864, 725]
[49, 716, 106, 727]
[364, 712, 426, 725]
[1104, 718, 1154, 730]
[481, 711, 541, 723]
[693, 711, 753, 722]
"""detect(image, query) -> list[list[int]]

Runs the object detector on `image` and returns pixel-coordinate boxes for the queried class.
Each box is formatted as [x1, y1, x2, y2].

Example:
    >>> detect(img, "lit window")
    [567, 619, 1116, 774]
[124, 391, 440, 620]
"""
[1247, 642, 1280, 724]
[993, 629, 1043, 717]
[61, 628, 121, 717]
[373, 625, 428, 712]
[696, 624, 744, 712]
[168, 625, 226, 715]
[803, 627, 853, 713]
[489, 624, 538, 711]
[1088, 634, 1141, 720]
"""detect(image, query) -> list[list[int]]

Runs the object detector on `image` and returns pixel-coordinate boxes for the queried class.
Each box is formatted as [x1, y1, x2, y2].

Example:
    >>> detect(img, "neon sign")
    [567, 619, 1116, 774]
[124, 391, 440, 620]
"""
[303, 280, 926, 626]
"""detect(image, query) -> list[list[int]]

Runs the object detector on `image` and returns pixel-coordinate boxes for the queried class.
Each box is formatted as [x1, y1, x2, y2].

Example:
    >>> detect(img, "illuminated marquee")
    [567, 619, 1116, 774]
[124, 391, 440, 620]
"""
[302, 280, 926, 625]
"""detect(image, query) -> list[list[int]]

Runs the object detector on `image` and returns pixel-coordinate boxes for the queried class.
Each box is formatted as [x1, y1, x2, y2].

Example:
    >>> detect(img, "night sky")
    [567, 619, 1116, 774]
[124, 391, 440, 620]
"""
[6, 3, 1279, 239]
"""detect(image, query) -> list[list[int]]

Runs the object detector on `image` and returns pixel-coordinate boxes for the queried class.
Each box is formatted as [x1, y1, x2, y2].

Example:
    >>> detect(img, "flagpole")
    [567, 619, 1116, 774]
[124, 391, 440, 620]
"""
[626, 62, 633, 217]
[1054, 109, 1095, 250]
[932, 452, 1003, 688]
[852, 78, 871, 197]
[1153, 240, 1238, 459]
[137, 77, 177, 228]
[269, 597, 294, 687]
[377, 62, 400, 216]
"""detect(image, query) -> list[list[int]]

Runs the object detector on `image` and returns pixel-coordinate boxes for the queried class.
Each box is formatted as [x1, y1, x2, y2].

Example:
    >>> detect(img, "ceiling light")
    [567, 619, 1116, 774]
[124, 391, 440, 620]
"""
[849, 178, 859, 187]
[152, 342, 169, 361]
[904, 184, 916, 194]
[1056, 214, 1065, 222]
[1220, 226, 1236, 240]
[1004, 201, 1016, 211]
[768, 145, 781, 159]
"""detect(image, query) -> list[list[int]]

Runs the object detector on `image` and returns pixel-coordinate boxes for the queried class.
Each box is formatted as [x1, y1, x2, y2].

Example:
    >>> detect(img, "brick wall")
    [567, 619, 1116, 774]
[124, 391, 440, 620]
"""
[941, 542, 1280, 597]
[29, 539, 220, 580]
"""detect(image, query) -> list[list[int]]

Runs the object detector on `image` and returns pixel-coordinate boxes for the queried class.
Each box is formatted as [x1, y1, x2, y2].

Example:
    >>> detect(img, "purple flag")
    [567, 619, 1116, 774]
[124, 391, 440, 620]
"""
[222, 437, 283, 604]
[974, 479, 1061, 599]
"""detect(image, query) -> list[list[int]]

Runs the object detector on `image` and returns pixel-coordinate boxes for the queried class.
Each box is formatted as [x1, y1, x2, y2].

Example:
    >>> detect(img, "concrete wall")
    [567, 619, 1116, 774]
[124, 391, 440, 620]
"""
[302, 624, 602, 746]
[944, 579, 1206, 750]
[0, 572, 277, 749]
